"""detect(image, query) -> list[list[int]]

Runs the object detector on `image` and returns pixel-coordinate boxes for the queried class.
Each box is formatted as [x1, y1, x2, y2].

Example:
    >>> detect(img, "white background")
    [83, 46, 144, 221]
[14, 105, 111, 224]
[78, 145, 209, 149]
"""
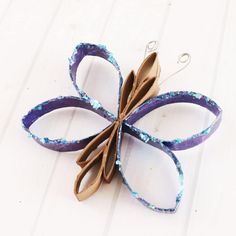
[0, 0, 235, 235]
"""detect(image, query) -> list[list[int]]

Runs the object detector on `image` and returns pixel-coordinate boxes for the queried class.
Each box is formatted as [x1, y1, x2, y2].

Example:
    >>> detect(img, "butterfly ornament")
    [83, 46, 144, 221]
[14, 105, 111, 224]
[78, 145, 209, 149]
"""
[22, 43, 222, 213]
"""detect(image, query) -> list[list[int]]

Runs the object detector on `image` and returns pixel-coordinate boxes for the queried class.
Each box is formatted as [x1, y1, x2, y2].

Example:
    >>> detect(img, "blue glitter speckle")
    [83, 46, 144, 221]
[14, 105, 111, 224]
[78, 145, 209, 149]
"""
[140, 133, 150, 143]
[116, 160, 121, 166]
[174, 138, 182, 144]
[202, 128, 210, 135]
[40, 137, 49, 144]
[192, 92, 202, 99]
[90, 99, 101, 109]
[195, 93, 202, 99]
[59, 139, 67, 144]
[34, 105, 42, 111]
[131, 191, 139, 198]
[149, 204, 156, 210]
[116, 160, 122, 170]
[176, 192, 182, 202]
[98, 44, 107, 50]
[108, 54, 116, 65]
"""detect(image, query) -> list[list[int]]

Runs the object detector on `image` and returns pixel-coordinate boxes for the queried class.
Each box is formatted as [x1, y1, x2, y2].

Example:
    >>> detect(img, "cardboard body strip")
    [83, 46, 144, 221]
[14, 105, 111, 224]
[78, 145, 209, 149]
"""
[22, 43, 222, 213]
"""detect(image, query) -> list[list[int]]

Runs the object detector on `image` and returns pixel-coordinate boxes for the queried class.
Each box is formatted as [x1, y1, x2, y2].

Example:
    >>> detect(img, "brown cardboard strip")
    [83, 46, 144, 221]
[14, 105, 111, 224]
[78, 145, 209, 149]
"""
[74, 52, 161, 200]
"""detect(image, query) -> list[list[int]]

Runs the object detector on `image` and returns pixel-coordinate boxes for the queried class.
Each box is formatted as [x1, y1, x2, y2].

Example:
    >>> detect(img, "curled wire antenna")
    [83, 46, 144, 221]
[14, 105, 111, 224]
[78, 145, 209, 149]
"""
[144, 40, 191, 86]
[144, 40, 159, 58]
[159, 52, 191, 86]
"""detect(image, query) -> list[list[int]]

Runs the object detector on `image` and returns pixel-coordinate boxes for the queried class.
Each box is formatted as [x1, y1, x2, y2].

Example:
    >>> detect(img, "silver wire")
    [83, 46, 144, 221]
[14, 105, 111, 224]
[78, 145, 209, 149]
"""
[159, 52, 191, 86]
[144, 41, 191, 85]
[144, 40, 159, 58]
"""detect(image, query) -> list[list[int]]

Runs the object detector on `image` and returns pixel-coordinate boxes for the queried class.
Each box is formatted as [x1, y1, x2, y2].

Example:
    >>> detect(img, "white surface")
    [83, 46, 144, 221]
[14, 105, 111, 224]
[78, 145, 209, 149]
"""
[0, 0, 235, 235]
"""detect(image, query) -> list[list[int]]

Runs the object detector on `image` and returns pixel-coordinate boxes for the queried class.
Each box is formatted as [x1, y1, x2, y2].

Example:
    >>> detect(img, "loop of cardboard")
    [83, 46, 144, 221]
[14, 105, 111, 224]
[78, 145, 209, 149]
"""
[102, 121, 119, 182]
[74, 148, 104, 201]
[22, 96, 115, 152]
[125, 91, 222, 151]
[116, 124, 184, 213]
[69, 43, 123, 116]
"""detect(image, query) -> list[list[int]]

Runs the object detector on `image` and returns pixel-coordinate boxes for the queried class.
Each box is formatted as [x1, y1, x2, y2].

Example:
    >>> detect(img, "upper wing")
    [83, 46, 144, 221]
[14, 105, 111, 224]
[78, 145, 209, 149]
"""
[22, 96, 115, 152]
[124, 91, 222, 151]
[69, 43, 123, 115]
